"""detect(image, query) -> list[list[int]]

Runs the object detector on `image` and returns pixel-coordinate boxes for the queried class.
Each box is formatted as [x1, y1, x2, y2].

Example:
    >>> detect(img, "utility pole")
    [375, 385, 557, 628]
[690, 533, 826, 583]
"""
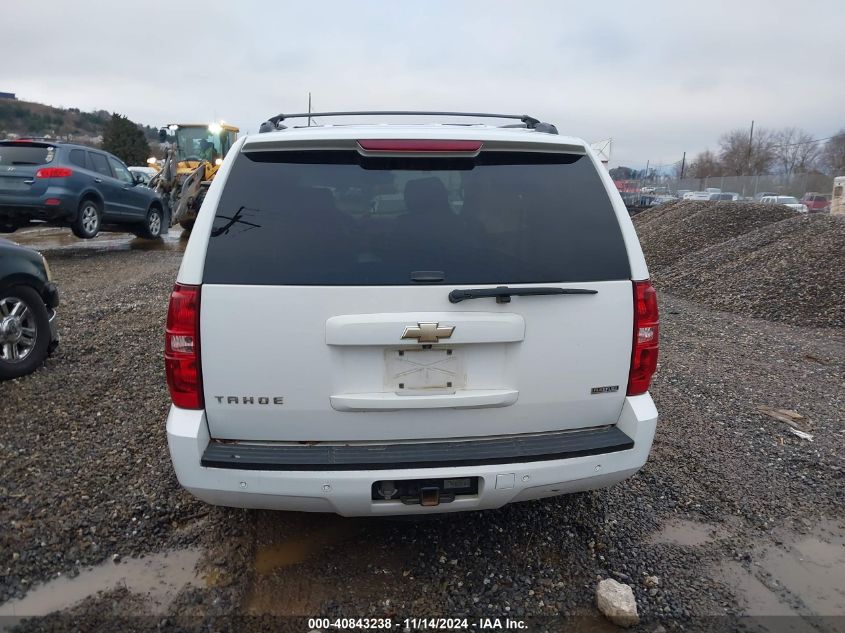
[746, 119, 755, 175]
[645, 160, 649, 182]
[680, 152, 686, 179]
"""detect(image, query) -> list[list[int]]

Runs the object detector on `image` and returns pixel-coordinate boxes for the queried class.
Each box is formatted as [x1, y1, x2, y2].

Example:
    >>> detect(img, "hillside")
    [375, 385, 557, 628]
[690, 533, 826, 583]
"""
[0, 99, 157, 144]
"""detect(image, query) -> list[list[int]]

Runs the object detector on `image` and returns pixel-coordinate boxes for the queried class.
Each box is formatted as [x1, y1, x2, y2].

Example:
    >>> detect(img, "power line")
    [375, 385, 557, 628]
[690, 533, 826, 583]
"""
[769, 134, 838, 149]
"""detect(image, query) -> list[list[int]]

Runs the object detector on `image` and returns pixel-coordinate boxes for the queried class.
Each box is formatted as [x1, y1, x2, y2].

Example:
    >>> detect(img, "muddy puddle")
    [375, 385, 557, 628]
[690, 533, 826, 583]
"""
[247, 512, 408, 615]
[0, 548, 202, 618]
[716, 520, 845, 620]
[8, 226, 186, 254]
[253, 521, 356, 574]
[649, 518, 727, 546]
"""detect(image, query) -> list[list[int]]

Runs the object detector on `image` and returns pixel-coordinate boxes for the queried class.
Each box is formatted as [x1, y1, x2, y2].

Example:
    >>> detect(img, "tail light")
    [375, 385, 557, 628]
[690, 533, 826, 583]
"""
[35, 167, 73, 178]
[627, 280, 659, 396]
[165, 283, 203, 409]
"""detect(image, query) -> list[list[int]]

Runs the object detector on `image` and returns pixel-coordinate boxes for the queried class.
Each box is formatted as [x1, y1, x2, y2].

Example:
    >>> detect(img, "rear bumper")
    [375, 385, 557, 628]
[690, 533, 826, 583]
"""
[167, 395, 658, 516]
[201, 425, 634, 470]
[0, 190, 77, 222]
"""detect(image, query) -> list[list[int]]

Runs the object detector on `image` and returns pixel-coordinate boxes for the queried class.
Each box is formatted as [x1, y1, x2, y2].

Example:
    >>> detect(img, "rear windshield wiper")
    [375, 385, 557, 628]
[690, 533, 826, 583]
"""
[449, 286, 598, 304]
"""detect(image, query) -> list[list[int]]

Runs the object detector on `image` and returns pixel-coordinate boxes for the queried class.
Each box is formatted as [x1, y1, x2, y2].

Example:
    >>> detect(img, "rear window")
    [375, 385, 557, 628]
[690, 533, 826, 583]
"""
[0, 143, 55, 166]
[203, 150, 631, 285]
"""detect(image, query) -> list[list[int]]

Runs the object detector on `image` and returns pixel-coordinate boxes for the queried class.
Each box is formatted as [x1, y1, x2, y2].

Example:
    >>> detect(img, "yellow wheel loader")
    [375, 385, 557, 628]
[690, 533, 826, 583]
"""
[151, 122, 239, 230]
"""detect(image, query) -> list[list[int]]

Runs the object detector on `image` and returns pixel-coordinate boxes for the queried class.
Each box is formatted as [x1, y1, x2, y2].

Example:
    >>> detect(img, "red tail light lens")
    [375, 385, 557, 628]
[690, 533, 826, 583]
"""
[357, 139, 483, 152]
[35, 167, 73, 178]
[627, 280, 659, 396]
[165, 283, 203, 409]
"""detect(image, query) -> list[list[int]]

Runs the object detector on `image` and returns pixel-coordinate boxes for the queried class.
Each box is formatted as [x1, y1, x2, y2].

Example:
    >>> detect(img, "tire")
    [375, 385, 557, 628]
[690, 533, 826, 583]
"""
[138, 205, 164, 240]
[0, 285, 51, 380]
[0, 223, 18, 234]
[71, 198, 101, 239]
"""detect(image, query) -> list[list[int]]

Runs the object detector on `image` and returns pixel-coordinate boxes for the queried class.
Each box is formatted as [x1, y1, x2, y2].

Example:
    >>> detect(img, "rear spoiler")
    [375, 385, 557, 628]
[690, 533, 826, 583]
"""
[241, 137, 587, 155]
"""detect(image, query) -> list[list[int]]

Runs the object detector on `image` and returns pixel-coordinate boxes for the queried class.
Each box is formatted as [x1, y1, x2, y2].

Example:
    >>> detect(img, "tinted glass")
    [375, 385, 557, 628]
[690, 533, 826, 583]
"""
[69, 149, 88, 169]
[108, 156, 133, 184]
[0, 144, 54, 166]
[203, 150, 630, 285]
[88, 153, 112, 177]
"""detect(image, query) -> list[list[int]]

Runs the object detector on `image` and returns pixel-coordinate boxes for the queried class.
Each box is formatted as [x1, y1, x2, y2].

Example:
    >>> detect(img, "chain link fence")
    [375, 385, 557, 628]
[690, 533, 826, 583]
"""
[661, 172, 833, 198]
[616, 172, 834, 201]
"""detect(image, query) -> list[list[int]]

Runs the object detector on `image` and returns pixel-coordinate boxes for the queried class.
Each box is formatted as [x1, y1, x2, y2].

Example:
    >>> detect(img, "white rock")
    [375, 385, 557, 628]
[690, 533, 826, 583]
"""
[596, 578, 639, 627]
[644, 575, 660, 588]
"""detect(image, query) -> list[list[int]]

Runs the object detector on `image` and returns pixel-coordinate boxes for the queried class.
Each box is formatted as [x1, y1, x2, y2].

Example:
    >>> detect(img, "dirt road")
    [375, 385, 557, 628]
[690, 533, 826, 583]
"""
[1, 228, 842, 632]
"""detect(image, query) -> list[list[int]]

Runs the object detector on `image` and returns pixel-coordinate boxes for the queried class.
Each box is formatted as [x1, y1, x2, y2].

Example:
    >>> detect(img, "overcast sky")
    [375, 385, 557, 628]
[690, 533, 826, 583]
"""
[3, 0, 843, 168]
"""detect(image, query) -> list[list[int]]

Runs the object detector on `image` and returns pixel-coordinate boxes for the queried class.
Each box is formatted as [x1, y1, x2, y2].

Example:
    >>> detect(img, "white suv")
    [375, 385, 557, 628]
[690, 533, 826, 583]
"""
[165, 111, 659, 516]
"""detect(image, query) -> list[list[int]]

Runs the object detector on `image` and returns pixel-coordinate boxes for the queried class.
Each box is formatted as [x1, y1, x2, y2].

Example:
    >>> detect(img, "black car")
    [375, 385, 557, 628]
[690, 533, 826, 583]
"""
[0, 140, 166, 239]
[0, 238, 58, 379]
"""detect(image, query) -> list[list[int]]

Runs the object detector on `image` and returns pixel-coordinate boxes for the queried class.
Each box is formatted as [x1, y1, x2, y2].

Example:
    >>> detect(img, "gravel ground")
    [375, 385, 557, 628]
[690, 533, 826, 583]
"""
[0, 244, 208, 600]
[1, 231, 843, 632]
[634, 202, 845, 328]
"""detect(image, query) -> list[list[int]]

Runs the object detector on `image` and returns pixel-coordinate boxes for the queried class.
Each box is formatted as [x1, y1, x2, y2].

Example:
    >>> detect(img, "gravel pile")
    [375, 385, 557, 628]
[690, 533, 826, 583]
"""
[634, 202, 845, 327]
[632, 200, 795, 270]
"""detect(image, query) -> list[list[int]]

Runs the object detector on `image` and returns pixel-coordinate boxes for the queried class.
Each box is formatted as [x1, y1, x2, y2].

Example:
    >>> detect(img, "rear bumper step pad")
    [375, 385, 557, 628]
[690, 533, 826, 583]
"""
[200, 426, 634, 471]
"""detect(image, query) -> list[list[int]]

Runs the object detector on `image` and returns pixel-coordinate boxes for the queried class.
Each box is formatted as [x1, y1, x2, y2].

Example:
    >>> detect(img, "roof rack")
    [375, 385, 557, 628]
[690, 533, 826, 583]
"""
[258, 111, 558, 135]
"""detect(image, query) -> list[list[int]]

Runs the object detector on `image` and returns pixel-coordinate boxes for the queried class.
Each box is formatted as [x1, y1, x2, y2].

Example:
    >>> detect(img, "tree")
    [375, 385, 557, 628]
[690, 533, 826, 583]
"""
[773, 127, 820, 176]
[687, 150, 722, 178]
[820, 130, 845, 175]
[608, 166, 635, 180]
[101, 113, 149, 165]
[719, 127, 776, 176]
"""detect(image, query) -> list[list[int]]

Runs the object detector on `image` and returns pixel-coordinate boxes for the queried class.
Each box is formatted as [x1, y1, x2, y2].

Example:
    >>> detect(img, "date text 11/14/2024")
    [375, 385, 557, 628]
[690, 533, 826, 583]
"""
[307, 618, 528, 630]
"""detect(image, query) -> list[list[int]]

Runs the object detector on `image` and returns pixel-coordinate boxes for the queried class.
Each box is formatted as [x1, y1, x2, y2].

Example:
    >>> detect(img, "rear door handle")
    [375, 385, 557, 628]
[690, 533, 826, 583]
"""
[94, 178, 102, 183]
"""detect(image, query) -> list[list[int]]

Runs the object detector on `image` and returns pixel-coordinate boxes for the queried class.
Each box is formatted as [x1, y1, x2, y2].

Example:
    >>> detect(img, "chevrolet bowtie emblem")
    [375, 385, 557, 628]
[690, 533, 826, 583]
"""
[401, 322, 455, 343]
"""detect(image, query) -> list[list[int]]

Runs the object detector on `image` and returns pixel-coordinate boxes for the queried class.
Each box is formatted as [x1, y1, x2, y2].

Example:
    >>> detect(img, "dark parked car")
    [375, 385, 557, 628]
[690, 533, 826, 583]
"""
[0, 238, 58, 379]
[0, 140, 166, 239]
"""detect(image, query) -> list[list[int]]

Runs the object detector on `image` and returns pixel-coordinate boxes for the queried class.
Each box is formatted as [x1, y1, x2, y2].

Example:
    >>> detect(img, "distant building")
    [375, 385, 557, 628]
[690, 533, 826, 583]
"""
[0, 92, 16, 100]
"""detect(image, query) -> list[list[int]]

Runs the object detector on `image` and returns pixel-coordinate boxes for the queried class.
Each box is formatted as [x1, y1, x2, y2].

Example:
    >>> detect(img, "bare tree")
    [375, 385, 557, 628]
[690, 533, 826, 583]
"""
[719, 127, 776, 175]
[820, 130, 845, 175]
[773, 127, 820, 176]
[687, 150, 722, 178]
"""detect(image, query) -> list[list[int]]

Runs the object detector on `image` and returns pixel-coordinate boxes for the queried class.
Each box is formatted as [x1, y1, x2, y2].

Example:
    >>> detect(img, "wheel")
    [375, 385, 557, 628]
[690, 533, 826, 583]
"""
[0, 286, 51, 380]
[137, 205, 164, 240]
[179, 219, 195, 231]
[0, 223, 18, 233]
[71, 198, 101, 239]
